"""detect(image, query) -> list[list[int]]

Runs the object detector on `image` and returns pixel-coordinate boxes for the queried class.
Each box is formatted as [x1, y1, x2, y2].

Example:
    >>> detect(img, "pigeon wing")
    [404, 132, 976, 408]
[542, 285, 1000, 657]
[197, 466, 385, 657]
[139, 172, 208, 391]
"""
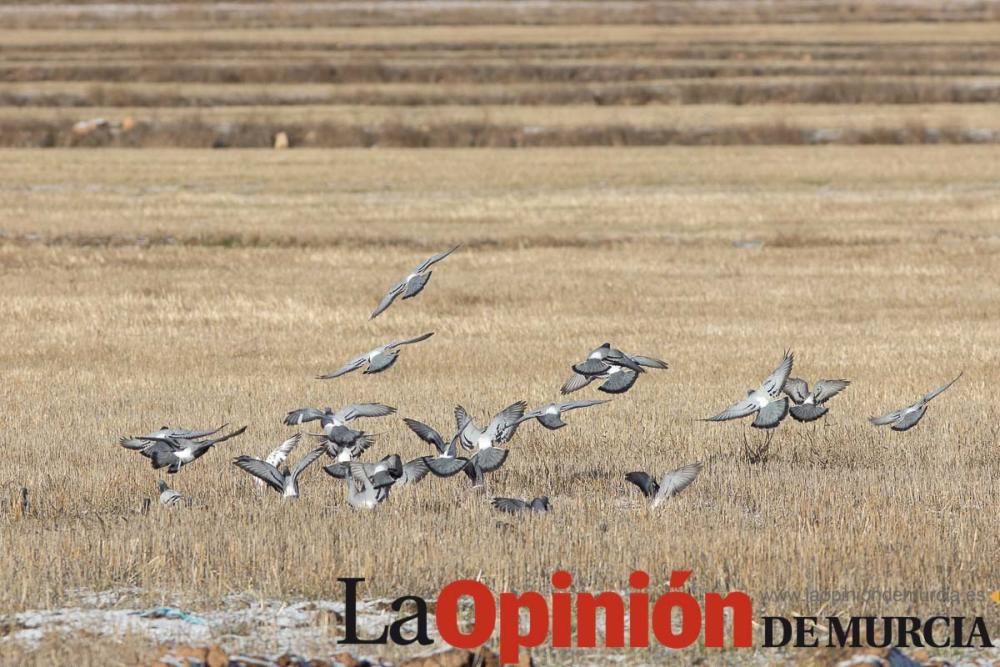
[370, 280, 406, 320]
[560, 372, 594, 394]
[265, 433, 302, 468]
[233, 456, 285, 494]
[335, 403, 396, 422]
[630, 355, 668, 370]
[655, 462, 703, 501]
[283, 408, 324, 427]
[704, 397, 758, 422]
[922, 372, 962, 404]
[403, 418, 446, 454]
[289, 446, 325, 481]
[473, 447, 509, 473]
[598, 369, 639, 394]
[414, 244, 459, 273]
[760, 350, 794, 397]
[492, 497, 528, 514]
[782, 378, 810, 404]
[813, 379, 851, 404]
[318, 355, 366, 380]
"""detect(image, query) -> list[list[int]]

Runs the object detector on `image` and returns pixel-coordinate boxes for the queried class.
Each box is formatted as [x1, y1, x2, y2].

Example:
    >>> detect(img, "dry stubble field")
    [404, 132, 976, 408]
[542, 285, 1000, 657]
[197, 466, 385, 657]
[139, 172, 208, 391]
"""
[0, 146, 999, 664]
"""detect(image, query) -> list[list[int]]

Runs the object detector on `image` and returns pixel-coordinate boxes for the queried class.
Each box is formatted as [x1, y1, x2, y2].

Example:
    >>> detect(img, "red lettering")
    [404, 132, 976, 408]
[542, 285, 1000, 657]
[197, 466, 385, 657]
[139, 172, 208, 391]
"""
[436, 580, 495, 649]
[551, 571, 573, 648]
[704, 592, 753, 647]
[498, 592, 549, 664]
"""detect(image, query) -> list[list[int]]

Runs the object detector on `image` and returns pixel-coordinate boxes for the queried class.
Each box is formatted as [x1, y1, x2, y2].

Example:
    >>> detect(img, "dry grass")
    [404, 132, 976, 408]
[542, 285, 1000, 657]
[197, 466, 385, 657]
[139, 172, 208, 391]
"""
[0, 147, 998, 664]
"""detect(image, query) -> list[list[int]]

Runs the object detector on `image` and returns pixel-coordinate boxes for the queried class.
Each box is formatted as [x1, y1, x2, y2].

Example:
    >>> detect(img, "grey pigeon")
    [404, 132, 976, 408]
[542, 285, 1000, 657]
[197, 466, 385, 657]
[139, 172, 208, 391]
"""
[233, 446, 324, 499]
[283, 403, 396, 434]
[157, 480, 187, 508]
[370, 245, 460, 319]
[327, 457, 406, 509]
[704, 350, 794, 429]
[492, 496, 551, 514]
[562, 343, 668, 395]
[404, 418, 470, 478]
[454, 401, 527, 451]
[625, 462, 703, 508]
[783, 378, 850, 422]
[142, 425, 248, 473]
[870, 372, 962, 432]
[120, 424, 227, 452]
[519, 399, 610, 430]
[317, 333, 434, 379]
[240, 433, 303, 489]
[306, 426, 376, 462]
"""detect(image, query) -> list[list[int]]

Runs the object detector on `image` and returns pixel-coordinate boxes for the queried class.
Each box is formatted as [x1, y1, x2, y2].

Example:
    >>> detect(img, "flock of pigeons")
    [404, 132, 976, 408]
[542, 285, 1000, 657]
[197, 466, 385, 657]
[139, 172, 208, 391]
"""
[120, 247, 963, 514]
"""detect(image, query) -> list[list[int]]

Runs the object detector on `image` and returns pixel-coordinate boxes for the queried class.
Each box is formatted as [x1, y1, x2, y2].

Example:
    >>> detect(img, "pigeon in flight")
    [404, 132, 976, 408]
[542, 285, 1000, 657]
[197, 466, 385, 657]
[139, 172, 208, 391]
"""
[306, 426, 376, 462]
[783, 378, 850, 422]
[120, 424, 227, 452]
[157, 480, 188, 508]
[403, 418, 470, 478]
[317, 333, 434, 379]
[519, 399, 610, 430]
[245, 433, 302, 489]
[870, 372, 962, 432]
[703, 350, 794, 429]
[139, 426, 248, 474]
[625, 462, 703, 508]
[283, 403, 396, 434]
[492, 496, 551, 514]
[370, 245, 460, 319]
[561, 343, 668, 395]
[232, 446, 325, 499]
[453, 402, 525, 487]
[327, 457, 410, 509]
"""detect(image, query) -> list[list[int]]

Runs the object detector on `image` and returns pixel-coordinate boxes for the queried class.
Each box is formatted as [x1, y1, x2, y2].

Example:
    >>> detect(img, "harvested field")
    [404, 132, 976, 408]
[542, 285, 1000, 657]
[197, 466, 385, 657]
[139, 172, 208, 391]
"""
[1, 147, 999, 665]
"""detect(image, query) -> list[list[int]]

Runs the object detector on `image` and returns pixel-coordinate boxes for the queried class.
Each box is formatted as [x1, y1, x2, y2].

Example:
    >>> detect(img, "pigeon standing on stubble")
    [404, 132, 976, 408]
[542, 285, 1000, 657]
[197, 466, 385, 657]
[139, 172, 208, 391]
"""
[157, 480, 187, 508]
[317, 333, 434, 379]
[370, 245, 460, 319]
[232, 446, 325, 499]
[869, 372, 962, 431]
[703, 350, 794, 429]
[561, 343, 668, 395]
[625, 462, 703, 508]
[783, 378, 851, 422]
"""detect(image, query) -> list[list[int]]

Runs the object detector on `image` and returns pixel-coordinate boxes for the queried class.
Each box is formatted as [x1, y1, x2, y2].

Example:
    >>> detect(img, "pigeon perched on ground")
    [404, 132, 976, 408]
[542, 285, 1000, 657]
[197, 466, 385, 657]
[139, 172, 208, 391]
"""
[562, 343, 668, 395]
[783, 378, 850, 422]
[870, 373, 962, 431]
[703, 350, 794, 429]
[492, 496, 551, 514]
[318, 333, 435, 379]
[283, 404, 396, 434]
[370, 246, 460, 319]
[625, 462, 703, 508]
[157, 480, 187, 508]
[233, 446, 325, 499]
